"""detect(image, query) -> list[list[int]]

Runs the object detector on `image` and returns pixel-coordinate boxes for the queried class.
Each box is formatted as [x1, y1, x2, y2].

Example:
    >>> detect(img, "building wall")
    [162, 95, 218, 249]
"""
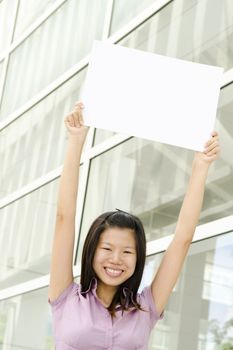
[0, 0, 233, 349]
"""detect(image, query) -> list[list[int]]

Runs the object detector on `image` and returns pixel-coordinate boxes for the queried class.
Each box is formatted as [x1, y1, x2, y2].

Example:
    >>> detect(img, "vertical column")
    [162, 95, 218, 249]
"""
[176, 253, 205, 350]
[0, 0, 19, 111]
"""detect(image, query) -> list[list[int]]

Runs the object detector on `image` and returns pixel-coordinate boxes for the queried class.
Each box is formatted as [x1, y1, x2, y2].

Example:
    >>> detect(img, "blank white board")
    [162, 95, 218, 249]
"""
[81, 40, 223, 151]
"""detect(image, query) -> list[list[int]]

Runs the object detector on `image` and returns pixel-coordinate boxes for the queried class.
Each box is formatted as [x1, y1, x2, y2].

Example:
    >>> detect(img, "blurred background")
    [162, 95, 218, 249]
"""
[0, 0, 233, 349]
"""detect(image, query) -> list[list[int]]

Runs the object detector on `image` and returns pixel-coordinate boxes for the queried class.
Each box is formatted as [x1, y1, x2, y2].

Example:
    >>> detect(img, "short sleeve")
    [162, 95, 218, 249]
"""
[48, 281, 79, 309]
[139, 285, 164, 328]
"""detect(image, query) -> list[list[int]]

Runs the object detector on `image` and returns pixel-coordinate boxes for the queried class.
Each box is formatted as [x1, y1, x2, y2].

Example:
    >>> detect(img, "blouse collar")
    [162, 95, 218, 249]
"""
[81, 277, 134, 311]
[81, 277, 98, 294]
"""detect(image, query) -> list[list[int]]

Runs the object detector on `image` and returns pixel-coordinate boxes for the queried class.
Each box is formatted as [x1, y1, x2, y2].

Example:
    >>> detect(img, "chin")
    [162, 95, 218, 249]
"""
[99, 269, 132, 286]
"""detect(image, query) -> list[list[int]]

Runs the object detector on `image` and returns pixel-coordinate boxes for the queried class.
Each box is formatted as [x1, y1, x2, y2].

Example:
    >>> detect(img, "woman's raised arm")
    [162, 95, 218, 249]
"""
[48, 102, 89, 302]
[150, 131, 220, 316]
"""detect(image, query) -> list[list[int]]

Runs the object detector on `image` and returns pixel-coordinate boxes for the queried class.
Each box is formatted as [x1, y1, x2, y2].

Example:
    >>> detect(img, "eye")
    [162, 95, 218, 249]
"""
[124, 251, 132, 254]
[102, 247, 111, 251]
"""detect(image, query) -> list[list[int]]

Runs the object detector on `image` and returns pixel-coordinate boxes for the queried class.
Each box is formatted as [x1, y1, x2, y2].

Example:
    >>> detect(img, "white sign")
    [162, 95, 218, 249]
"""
[81, 40, 223, 151]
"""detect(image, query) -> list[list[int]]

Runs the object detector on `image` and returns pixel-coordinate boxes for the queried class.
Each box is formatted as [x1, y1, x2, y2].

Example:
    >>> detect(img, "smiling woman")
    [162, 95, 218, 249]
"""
[48, 102, 220, 350]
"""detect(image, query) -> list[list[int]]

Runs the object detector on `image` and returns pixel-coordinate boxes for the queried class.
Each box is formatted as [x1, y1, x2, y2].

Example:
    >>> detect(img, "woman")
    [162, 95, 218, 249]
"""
[48, 102, 220, 349]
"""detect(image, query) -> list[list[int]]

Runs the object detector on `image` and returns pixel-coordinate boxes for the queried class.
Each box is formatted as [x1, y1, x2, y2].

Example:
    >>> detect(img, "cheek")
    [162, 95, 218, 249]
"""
[92, 252, 100, 269]
[127, 255, 137, 269]
[93, 251, 104, 268]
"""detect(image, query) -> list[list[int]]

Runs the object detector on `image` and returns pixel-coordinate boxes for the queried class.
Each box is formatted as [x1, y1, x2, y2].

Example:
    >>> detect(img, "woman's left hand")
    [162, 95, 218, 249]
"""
[194, 131, 220, 165]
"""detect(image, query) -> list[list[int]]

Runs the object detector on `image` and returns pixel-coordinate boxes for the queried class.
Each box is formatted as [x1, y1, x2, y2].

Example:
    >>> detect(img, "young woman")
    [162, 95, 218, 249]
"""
[48, 102, 220, 349]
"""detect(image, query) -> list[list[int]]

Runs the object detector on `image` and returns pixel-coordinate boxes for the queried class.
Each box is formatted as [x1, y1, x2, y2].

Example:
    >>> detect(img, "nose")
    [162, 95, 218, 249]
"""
[109, 251, 122, 265]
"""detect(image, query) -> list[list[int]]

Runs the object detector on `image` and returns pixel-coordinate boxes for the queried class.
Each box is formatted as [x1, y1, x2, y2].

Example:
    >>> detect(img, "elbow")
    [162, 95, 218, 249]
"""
[174, 232, 193, 247]
[56, 213, 64, 220]
[56, 212, 75, 221]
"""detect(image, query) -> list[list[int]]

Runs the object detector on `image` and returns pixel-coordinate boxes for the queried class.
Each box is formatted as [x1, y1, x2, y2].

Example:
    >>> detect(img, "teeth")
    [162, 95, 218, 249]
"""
[105, 268, 123, 277]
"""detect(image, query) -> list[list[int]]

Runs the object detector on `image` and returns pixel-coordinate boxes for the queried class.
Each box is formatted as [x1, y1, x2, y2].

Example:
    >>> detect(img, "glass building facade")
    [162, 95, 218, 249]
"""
[0, 0, 233, 349]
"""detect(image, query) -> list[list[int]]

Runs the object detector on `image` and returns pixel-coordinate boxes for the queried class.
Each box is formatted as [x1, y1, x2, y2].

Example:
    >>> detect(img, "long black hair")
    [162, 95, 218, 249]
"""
[80, 210, 146, 316]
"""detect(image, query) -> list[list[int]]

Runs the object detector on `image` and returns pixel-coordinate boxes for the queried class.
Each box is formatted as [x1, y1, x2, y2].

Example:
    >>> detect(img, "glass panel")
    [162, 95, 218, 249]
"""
[0, 60, 3, 83]
[0, 0, 15, 54]
[0, 69, 86, 199]
[0, 180, 57, 288]
[0, 168, 82, 289]
[110, 0, 156, 34]
[14, 0, 58, 39]
[119, 0, 233, 70]
[93, 128, 116, 145]
[146, 232, 233, 349]
[0, 0, 108, 119]
[0, 287, 54, 350]
[77, 82, 233, 260]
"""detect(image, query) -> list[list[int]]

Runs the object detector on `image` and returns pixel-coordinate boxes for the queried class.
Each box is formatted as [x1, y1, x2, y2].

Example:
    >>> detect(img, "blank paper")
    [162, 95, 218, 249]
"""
[81, 40, 223, 151]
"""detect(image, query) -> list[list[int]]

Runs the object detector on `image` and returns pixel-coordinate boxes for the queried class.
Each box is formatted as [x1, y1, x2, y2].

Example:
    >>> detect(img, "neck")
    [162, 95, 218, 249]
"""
[96, 281, 118, 307]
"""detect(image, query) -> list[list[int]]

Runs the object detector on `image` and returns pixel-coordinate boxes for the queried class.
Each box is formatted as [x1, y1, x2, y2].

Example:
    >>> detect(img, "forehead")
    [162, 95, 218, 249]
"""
[99, 227, 136, 247]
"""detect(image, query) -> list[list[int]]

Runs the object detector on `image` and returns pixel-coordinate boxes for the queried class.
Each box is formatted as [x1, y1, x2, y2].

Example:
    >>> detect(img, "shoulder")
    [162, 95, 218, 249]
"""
[48, 281, 80, 308]
[138, 285, 164, 321]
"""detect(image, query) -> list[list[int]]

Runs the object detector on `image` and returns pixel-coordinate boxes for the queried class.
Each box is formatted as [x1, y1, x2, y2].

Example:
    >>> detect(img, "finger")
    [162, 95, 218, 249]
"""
[211, 131, 218, 137]
[73, 110, 81, 127]
[204, 140, 219, 153]
[207, 131, 218, 143]
[64, 112, 73, 121]
[74, 101, 84, 109]
[206, 146, 220, 156]
[79, 109, 84, 125]
[204, 139, 218, 153]
[205, 136, 219, 148]
[71, 112, 78, 128]
[66, 113, 75, 127]
[67, 112, 78, 127]
[73, 107, 81, 122]
[74, 106, 84, 125]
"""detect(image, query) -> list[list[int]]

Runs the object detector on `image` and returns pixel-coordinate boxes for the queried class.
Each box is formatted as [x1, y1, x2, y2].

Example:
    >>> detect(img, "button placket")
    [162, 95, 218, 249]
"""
[105, 312, 113, 349]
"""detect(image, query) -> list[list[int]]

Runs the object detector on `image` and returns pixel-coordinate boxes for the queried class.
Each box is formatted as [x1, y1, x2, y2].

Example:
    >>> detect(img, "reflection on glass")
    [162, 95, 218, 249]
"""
[78, 94, 233, 261]
[110, 0, 156, 34]
[0, 287, 54, 350]
[0, 60, 3, 83]
[145, 232, 233, 349]
[93, 128, 116, 145]
[119, 0, 233, 70]
[0, 0, 15, 54]
[0, 168, 81, 289]
[79, 138, 189, 251]
[14, 0, 58, 39]
[0, 69, 86, 199]
[0, 0, 108, 118]
[0, 179, 58, 289]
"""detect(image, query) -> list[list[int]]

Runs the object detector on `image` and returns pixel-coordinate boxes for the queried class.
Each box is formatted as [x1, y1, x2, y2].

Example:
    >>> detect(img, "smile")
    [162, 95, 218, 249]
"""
[104, 267, 124, 277]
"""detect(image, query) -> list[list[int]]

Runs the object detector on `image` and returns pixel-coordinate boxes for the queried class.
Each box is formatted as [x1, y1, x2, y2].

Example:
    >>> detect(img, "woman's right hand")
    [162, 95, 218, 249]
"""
[64, 101, 89, 142]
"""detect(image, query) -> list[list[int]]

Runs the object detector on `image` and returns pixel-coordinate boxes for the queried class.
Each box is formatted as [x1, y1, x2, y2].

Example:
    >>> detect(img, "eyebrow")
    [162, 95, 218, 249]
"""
[101, 241, 136, 250]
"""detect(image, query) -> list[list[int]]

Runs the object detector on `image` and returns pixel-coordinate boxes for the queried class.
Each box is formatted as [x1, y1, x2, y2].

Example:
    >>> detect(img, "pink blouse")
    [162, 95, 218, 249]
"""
[48, 279, 163, 349]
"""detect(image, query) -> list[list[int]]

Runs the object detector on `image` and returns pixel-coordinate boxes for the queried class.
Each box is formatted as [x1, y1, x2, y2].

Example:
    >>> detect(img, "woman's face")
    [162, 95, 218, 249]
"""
[93, 227, 137, 288]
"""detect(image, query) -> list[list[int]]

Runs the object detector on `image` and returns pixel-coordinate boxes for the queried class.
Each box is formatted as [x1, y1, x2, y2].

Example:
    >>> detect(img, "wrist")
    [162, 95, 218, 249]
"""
[68, 133, 86, 145]
[192, 157, 210, 174]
